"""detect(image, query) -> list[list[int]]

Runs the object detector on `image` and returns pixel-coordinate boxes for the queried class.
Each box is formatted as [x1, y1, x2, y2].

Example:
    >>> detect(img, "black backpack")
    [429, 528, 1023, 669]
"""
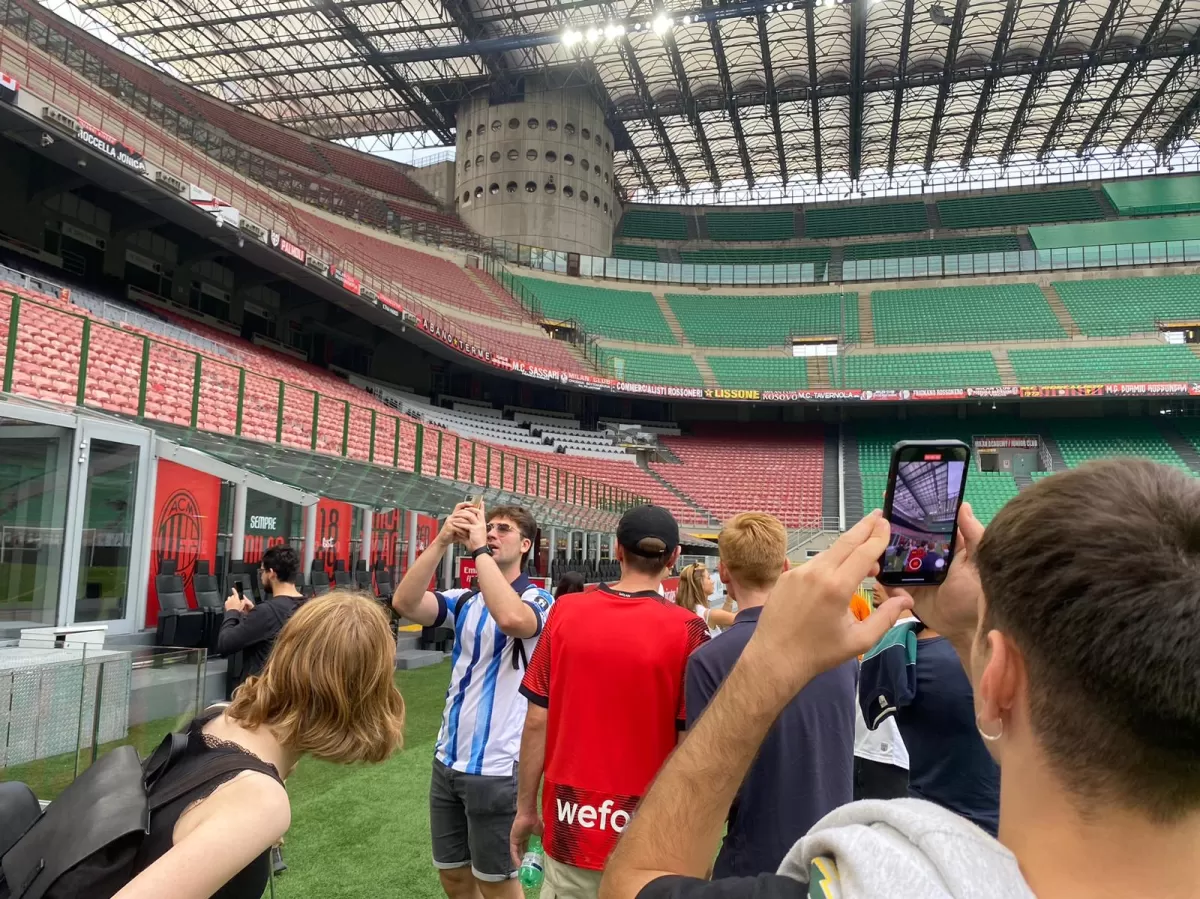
[0, 729, 280, 899]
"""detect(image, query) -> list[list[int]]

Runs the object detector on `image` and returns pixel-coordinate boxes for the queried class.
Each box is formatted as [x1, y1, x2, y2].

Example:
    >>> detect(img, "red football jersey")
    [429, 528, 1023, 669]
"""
[520, 585, 710, 871]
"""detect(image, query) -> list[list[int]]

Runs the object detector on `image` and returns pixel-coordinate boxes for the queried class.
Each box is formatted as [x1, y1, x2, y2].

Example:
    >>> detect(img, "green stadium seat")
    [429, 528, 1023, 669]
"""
[513, 276, 676, 343]
[871, 284, 1064, 344]
[843, 235, 1021, 261]
[619, 209, 688, 240]
[804, 202, 929, 239]
[705, 211, 796, 242]
[707, 356, 808, 389]
[937, 189, 1103, 229]
[1048, 420, 1190, 473]
[613, 244, 662, 262]
[667, 292, 858, 347]
[1051, 275, 1200, 337]
[678, 247, 830, 276]
[1009, 346, 1200, 384]
[832, 352, 1001, 388]
[1103, 175, 1200, 217]
[594, 348, 703, 386]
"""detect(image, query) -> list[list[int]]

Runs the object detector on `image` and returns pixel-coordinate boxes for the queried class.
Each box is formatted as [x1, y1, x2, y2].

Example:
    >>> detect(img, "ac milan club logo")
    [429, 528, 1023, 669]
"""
[156, 489, 202, 587]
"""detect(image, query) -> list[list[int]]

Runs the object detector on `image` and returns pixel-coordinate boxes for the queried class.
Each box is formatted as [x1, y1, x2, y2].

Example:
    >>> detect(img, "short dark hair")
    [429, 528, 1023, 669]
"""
[261, 544, 300, 584]
[976, 458, 1200, 821]
[487, 505, 537, 565]
[621, 545, 674, 577]
[554, 571, 586, 599]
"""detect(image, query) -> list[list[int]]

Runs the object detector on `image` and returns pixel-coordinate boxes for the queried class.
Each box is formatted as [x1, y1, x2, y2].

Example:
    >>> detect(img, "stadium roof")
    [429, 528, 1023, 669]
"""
[56, 0, 1200, 195]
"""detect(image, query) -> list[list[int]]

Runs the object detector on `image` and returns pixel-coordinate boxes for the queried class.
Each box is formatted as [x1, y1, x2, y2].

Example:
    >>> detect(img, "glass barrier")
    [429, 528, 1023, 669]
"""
[0, 640, 207, 802]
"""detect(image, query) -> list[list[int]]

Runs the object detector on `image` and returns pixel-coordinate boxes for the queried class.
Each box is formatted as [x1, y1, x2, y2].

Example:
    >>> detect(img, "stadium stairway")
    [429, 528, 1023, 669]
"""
[1160, 426, 1200, 475]
[638, 458, 719, 524]
[856, 293, 875, 344]
[822, 430, 840, 523]
[992, 349, 1017, 386]
[1039, 284, 1082, 337]
[692, 355, 719, 388]
[1042, 434, 1069, 472]
[807, 356, 832, 387]
[842, 431, 865, 522]
[1094, 188, 1120, 220]
[1013, 473, 1034, 492]
[653, 294, 691, 345]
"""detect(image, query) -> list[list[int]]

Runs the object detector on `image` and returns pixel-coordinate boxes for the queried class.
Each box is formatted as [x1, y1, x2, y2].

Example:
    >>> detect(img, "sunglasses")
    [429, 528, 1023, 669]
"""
[486, 522, 517, 535]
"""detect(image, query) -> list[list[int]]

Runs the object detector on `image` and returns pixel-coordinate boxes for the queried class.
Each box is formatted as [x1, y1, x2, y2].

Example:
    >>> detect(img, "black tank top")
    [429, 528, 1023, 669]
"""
[135, 710, 283, 899]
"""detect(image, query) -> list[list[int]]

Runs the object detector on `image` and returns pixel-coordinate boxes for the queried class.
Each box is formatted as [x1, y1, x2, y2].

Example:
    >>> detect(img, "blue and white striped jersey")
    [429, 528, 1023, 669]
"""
[433, 573, 554, 776]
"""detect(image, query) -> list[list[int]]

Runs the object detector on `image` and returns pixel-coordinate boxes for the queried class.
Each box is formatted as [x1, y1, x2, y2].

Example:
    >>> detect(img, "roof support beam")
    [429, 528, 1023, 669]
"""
[922, 0, 970, 172]
[1077, 0, 1183, 157]
[1119, 27, 1200, 153]
[616, 35, 687, 193]
[1157, 81, 1200, 158]
[663, 33, 722, 187]
[847, 0, 867, 181]
[1036, 0, 1130, 160]
[438, 0, 519, 101]
[704, 1, 754, 187]
[804, 2, 823, 183]
[756, 10, 787, 185]
[999, 0, 1080, 163]
[959, 0, 1021, 167]
[885, 0, 915, 177]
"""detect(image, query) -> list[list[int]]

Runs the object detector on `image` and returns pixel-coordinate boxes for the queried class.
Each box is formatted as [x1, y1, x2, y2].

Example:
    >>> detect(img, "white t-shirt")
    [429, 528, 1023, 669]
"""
[854, 701, 909, 769]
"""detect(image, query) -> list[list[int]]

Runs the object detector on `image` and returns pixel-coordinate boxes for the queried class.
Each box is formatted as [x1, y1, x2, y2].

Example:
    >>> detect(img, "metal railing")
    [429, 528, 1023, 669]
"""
[0, 289, 646, 515]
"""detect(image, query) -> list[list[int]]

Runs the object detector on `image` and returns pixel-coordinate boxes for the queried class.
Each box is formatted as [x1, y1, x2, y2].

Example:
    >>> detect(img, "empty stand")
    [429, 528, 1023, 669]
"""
[1051, 274, 1200, 336]
[677, 247, 831, 276]
[1009, 345, 1200, 384]
[707, 356, 808, 389]
[705, 211, 796, 242]
[667, 291, 858, 346]
[833, 351, 1001, 388]
[619, 209, 689, 240]
[593, 348, 704, 386]
[513, 277, 676, 342]
[652, 426, 825, 527]
[1048, 420, 1191, 473]
[936, 189, 1103, 229]
[1102, 175, 1200, 217]
[613, 244, 662, 262]
[871, 284, 1064, 344]
[804, 202, 928, 239]
[843, 235, 1021, 260]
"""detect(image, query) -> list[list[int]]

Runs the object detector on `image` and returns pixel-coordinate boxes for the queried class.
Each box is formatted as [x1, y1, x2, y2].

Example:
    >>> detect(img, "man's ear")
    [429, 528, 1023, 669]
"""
[668, 546, 682, 569]
[781, 559, 790, 573]
[717, 559, 731, 584]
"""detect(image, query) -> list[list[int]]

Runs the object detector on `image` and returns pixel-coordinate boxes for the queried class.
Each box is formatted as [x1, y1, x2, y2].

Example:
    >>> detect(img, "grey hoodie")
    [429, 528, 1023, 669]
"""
[777, 798, 1034, 899]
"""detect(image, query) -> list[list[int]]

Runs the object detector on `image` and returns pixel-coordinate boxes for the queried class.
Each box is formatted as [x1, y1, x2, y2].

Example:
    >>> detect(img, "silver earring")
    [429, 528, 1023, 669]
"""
[976, 715, 1003, 742]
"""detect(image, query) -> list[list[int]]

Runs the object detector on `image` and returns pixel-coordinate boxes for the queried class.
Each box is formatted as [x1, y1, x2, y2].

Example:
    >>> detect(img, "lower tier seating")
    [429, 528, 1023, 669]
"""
[1009, 345, 1200, 383]
[708, 356, 808, 390]
[593, 348, 704, 386]
[668, 291, 859, 346]
[1047, 420, 1191, 473]
[833, 352, 1001, 388]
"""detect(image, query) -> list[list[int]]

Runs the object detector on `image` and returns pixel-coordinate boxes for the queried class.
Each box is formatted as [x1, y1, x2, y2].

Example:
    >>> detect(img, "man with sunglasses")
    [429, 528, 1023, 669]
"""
[394, 501, 552, 899]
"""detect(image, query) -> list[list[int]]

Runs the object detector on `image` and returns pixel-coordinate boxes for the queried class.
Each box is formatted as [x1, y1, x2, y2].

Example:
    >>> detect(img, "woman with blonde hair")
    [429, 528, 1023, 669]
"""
[115, 590, 406, 899]
[675, 562, 735, 633]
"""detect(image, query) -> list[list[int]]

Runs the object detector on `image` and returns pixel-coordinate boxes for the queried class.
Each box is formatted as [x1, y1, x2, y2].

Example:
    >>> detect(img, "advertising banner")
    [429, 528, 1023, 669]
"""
[268, 230, 306, 266]
[242, 491, 296, 564]
[975, 437, 1040, 449]
[74, 117, 147, 174]
[401, 513, 441, 591]
[316, 498, 353, 576]
[329, 265, 362, 296]
[146, 460, 220, 627]
[372, 509, 401, 575]
[458, 557, 477, 589]
[188, 185, 240, 228]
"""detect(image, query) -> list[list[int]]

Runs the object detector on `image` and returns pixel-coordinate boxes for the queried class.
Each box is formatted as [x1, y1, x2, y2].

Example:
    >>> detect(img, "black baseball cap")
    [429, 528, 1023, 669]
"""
[617, 505, 680, 557]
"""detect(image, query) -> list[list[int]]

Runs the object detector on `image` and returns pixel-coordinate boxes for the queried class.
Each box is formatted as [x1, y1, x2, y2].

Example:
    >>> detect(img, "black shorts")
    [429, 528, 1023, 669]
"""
[429, 758, 518, 882]
[853, 756, 910, 801]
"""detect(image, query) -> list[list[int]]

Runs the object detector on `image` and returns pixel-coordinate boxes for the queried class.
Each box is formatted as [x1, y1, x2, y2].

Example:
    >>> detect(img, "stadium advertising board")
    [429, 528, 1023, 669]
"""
[316, 498, 353, 576]
[0, 72, 17, 105]
[976, 437, 1040, 449]
[329, 265, 362, 296]
[146, 460, 220, 627]
[73, 116, 147, 174]
[268, 230, 306, 265]
[188, 185, 240, 228]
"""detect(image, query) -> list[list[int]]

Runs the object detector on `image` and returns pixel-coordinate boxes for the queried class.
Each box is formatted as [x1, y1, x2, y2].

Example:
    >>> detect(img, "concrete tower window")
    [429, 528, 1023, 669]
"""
[507, 149, 519, 160]
[593, 195, 600, 207]
[525, 181, 537, 192]
[545, 181, 556, 194]
[545, 151, 557, 163]
[580, 189, 589, 202]
[490, 183, 500, 195]
[581, 158, 589, 170]
[603, 202, 609, 213]
[464, 160, 471, 171]
[604, 171, 610, 183]
[562, 185, 574, 198]
[527, 149, 538, 161]
[547, 119, 558, 131]
[595, 135, 601, 147]
[465, 130, 471, 142]
[594, 164, 601, 175]
[477, 124, 484, 136]
[492, 120, 502, 131]
[508, 117, 520, 129]
[462, 191, 470, 203]
[491, 151, 501, 163]
[564, 154, 575, 166]
[506, 181, 518, 193]
[565, 123, 576, 137]
[475, 154, 484, 167]
[582, 128, 590, 140]
[605, 141, 611, 153]
[475, 186, 484, 199]
[528, 118, 539, 130]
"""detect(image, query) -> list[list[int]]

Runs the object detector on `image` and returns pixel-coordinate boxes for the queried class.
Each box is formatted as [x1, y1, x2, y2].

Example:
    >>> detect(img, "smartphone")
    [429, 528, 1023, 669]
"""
[469, 494, 484, 509]
[233, 581, 244, 599]
[877, 440, 971, 586]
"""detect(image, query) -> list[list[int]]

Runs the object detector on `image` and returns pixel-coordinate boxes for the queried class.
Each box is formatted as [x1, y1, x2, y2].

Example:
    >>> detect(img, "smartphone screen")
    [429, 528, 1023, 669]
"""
[878, 440, 970, 586]
[233, 581, 244, 599]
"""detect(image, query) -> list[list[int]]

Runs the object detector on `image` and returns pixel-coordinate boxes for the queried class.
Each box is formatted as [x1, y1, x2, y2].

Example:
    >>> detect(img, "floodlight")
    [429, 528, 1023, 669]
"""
[652, 13, 672, 35]
[562, 28, 582, 45]
[604, 23, 626, 38]
[586, 27, 601, 42]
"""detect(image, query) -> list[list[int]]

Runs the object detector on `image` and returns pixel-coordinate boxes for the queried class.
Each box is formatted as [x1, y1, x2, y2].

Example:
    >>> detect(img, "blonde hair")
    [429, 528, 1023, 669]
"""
[226, 590, 405, 764]
[675, 562, 710, 614]
[718, 512, 787, 590]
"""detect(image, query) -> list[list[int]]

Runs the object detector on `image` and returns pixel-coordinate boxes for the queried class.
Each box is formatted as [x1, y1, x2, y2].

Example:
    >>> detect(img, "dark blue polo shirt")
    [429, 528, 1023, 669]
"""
[685, 606, 857, 878]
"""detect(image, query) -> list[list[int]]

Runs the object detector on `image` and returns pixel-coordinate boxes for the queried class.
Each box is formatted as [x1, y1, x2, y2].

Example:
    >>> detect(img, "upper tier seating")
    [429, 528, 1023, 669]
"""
[804, 202, 928, 239]
[677, 247, 831, 277]
[1009, 346, 1200, 383]
[1051, 275, 1200, 337]
[1174, 419, 1200, 457]
[843, 235, 1021, 260]
[832, 352, 1002, 388]
[937, 189, 1103, 229]
[667, 292, 859, 346]
[323, 148, 433, 205]
[652, 425, 825, 527]
[1048, 420, 1190, 473]
[871, 284, 1064, 344]
[619, 210, 689, 240]
[546, 454, 714, 525]
[1102, 175, 1200, 217]
[705, 211, 796, 242]
[613, 244, 663, 262]
[594, 349, 704, 386]
[707, 356, 808, 390]
[512, 278, 675, 343]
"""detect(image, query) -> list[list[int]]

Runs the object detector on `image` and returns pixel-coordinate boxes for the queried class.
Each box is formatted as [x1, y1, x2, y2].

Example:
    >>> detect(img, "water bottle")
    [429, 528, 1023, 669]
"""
[519, 834, 544, 889]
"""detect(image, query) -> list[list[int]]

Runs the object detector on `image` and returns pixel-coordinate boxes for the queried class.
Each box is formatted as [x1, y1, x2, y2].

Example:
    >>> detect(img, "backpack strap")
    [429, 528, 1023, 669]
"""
[149, 751, 282, 814]
[511, 638, 527, 671]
